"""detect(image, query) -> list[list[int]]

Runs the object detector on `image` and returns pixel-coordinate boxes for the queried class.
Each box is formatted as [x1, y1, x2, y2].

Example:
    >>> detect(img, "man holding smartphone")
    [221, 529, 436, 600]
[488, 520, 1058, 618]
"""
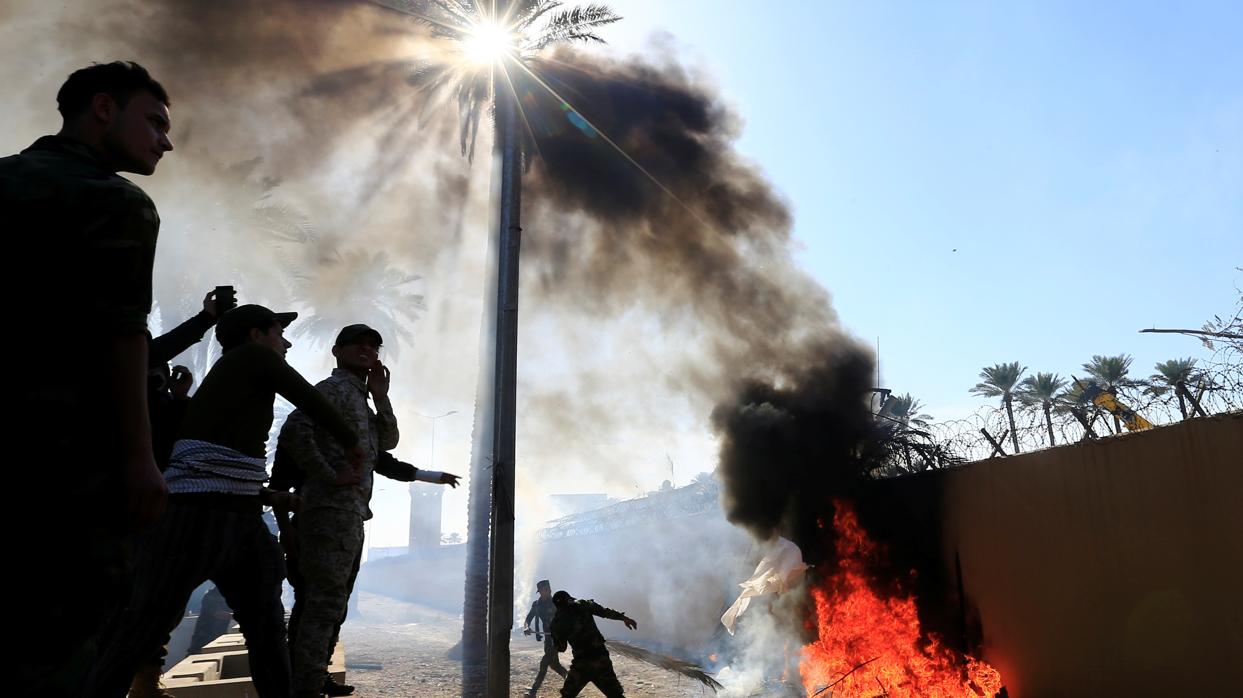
[148, 287, 237, 469]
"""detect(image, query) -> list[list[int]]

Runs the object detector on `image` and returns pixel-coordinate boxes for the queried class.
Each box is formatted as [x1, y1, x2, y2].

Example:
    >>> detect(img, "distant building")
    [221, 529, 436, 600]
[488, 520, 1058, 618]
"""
[546, 493, 611, 521]
[538, 476, 720, 541]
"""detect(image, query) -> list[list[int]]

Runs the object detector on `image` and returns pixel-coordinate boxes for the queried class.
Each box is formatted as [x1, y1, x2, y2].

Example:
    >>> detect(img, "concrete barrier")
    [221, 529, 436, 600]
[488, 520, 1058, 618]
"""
[162, 633, 346, 696]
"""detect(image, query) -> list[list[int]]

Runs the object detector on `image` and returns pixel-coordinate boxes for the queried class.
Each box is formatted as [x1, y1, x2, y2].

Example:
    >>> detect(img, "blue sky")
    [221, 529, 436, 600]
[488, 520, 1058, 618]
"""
[605, 0, 1242, 418]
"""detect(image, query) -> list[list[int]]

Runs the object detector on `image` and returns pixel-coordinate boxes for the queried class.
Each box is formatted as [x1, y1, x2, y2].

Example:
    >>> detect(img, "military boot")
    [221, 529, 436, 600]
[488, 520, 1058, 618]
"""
[323, 675, 355, 696]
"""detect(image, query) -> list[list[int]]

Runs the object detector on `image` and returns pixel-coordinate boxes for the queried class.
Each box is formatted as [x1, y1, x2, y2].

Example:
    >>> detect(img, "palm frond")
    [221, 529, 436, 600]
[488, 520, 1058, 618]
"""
[1016, 372, 1067, 406]
[515, 0, 563, 30]
[1082, 354, 1134, 388]
[532, 5, 621, 50]
[969, 362, 1026, 397]
[1151, 357, 1198, 384]
[605, 641, 721, 692]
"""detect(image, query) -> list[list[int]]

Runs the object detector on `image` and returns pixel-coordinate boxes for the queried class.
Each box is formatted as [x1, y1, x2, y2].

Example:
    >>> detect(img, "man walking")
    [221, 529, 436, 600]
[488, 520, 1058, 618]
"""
[524, 579, 568, 696]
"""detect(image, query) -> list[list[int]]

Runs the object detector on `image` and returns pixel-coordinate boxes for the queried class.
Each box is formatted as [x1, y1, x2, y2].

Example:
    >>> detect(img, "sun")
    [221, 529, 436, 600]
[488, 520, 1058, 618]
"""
[461, 20, 515, 65]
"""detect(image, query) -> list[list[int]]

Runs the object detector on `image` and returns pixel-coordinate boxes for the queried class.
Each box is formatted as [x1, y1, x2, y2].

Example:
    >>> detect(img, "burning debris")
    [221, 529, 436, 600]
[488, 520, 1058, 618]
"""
[800, 502, 1001, 698]
[710, 341, 1004, 694]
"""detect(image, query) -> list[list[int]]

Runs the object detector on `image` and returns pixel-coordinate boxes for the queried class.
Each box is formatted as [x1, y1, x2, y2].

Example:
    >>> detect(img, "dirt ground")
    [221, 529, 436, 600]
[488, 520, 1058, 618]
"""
[339, 593, 725, 698]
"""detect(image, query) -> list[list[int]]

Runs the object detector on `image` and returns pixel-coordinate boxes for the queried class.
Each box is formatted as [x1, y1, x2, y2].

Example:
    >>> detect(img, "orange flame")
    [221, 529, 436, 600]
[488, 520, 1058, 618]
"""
[800, 501, 1002, 697]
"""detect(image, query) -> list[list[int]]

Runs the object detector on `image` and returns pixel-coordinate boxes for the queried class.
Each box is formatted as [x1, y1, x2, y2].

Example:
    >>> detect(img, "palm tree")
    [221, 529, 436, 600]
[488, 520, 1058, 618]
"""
[970, 362, 1027, 454]
[1056, 380, 1103, 437]
[1082, 354, 1134, 433]
[877, 393, 933, 471]
[1017, 372, 1068, 447]
[879, 393, 932, 429]
[288, 250, 426, 358]
[381, 3, 621, 693]
[1148, 358, 1202, 419]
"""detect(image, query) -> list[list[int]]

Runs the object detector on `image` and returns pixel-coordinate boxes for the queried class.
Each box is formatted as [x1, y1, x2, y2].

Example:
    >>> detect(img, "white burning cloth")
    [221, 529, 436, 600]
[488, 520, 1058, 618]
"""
[720, 536, 808, 635]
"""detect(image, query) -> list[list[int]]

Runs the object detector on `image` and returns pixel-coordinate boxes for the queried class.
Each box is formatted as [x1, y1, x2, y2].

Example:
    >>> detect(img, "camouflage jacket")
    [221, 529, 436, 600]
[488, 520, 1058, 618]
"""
[278, 368, 399, 519]
[551, 599, 628, 659]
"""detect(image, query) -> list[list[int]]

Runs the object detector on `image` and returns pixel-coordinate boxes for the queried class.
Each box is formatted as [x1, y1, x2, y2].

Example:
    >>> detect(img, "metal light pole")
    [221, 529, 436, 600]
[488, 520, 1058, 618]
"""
[410, 410, 457, 550]
[485, 49, 523, 697]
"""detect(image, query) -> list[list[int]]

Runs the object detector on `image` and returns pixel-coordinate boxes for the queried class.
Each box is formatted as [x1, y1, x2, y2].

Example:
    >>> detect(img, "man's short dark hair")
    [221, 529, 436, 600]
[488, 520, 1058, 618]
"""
[56, 61, 170, 119]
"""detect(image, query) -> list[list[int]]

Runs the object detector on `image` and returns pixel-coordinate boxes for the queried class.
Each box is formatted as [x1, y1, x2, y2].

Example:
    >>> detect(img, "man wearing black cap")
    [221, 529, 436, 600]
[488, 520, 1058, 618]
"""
[523, 579, 568, 696]
[550, 590, 638, 698]
[278, 323, 459, 697]
[90, 305, 363, 698]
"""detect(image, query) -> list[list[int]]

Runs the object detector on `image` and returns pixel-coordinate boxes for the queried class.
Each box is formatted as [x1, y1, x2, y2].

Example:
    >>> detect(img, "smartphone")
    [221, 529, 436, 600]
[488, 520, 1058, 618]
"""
[215, 285, 237, 314]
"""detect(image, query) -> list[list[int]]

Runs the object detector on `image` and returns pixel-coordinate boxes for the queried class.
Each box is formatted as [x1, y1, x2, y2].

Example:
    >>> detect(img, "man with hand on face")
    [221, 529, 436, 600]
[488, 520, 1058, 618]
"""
[2, 60, 174, 696]
[279, 324, 458, 697]
[89, 305, 364, 698]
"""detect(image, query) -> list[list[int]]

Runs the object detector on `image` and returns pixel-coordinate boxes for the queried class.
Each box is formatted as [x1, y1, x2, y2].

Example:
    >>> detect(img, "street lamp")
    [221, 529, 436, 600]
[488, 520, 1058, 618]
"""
[409, 409, 459, 550]
[414, 409, 459, 472]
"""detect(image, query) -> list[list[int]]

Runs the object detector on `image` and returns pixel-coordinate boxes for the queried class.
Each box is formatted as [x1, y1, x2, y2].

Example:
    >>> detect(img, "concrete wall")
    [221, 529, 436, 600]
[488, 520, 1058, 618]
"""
[941, 413, 1243, 697]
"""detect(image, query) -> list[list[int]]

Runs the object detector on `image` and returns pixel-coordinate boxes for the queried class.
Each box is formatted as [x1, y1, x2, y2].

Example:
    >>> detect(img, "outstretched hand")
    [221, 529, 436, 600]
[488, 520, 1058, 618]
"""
[439, 472, 461, 488]
[623, 616, 638, 631]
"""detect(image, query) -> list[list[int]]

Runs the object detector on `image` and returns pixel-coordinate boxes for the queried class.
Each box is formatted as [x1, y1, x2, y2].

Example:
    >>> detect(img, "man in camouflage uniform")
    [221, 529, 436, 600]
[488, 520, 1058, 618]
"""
[1, 61, 173, 696]
[550, 590, 639, 698]
[278, 324, 460, 697]
[524, 579, 568, 696]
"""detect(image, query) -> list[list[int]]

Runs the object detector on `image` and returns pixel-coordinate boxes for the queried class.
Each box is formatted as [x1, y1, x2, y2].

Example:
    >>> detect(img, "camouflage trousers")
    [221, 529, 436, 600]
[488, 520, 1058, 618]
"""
[289, 507, 364, 695]
[560, 652, 625, 698]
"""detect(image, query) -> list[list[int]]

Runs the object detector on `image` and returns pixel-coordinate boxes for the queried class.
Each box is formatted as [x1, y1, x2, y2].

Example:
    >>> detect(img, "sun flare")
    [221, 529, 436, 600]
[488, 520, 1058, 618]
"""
[461, 21, 514, 65]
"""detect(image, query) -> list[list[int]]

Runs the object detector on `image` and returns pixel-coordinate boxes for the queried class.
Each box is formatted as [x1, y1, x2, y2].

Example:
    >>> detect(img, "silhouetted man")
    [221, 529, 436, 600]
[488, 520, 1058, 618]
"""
[278, 324, 460, 697]
[524, 579, 568, 696]
[550, 590, 638, 698]
[148, 288, 236, 469]
[2, 60, 173, 696]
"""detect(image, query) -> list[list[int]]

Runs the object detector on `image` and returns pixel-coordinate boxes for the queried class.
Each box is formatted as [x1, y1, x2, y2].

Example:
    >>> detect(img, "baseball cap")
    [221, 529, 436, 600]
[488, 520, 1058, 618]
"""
[216, 304, 297, 350]
[334, 323, 383, 347]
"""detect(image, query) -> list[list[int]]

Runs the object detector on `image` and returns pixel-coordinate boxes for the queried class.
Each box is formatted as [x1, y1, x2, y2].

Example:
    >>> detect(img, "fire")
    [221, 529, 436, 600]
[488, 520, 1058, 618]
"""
[800, 501, 1002, 697]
